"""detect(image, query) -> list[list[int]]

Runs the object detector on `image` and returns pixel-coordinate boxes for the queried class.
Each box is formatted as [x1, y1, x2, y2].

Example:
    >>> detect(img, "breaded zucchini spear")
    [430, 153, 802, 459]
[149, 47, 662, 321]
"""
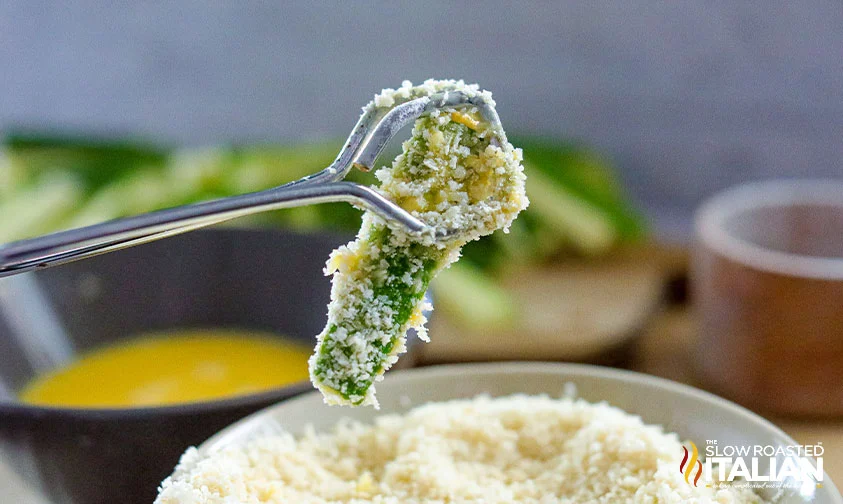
[309, 80, 528, 406]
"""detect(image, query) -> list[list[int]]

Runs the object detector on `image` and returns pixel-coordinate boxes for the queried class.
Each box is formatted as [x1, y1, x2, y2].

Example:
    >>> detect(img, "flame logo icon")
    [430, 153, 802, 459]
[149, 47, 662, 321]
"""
[680, 441, 703, 486]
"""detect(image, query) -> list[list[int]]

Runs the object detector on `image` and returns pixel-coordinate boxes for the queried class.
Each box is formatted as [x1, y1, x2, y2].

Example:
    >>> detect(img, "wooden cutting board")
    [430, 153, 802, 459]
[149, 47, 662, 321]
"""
[419, 245, 665, 363]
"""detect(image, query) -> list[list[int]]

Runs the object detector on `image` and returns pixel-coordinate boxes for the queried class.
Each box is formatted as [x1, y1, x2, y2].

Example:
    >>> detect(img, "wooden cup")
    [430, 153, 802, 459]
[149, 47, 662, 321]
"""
[693, 180, 843, 417]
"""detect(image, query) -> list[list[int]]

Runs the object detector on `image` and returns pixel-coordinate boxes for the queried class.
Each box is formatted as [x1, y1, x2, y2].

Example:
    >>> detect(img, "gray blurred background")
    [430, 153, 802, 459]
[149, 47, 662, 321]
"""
[1, 1, 841, 239]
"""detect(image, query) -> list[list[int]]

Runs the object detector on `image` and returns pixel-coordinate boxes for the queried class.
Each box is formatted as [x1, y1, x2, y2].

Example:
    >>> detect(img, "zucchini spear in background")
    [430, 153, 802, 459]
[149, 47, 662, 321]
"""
[0, 131, 645, 327]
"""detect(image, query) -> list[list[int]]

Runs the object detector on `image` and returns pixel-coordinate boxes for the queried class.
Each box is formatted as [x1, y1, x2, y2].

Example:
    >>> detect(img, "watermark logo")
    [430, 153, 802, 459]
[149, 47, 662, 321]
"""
[679, 439, 824, 490]
[680, 441, 703, 486]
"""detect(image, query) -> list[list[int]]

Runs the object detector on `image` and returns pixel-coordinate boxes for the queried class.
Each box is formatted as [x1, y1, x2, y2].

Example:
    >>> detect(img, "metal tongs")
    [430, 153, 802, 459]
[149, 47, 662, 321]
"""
[0, 91, 502, 277]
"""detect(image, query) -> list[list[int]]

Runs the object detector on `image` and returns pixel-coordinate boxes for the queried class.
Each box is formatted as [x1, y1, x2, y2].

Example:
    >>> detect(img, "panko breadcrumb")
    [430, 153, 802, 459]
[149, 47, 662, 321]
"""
[156, 395, 767, 504]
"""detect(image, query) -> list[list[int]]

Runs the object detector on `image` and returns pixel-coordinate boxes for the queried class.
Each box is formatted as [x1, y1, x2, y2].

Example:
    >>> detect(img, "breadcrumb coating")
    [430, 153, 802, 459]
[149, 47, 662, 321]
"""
[308, 80, 528, 407]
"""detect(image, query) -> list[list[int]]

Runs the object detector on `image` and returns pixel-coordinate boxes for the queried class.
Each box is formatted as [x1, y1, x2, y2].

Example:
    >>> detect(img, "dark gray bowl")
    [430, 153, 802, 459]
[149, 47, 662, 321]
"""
[0, 228, 418, 504]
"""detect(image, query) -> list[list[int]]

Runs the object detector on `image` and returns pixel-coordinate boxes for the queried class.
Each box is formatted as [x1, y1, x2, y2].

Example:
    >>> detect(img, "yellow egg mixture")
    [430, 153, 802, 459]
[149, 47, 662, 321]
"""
[18, 330, 311, 408]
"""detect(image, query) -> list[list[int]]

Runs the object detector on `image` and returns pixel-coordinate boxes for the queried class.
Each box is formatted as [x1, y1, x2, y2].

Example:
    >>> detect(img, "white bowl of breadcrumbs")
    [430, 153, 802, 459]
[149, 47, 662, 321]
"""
[155, 363, 841, 504]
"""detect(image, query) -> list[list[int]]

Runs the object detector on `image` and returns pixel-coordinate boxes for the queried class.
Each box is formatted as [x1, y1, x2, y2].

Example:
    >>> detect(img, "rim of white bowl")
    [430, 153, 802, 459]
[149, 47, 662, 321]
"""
[204, 362, 798, 450]
[695, 179, 843, 280]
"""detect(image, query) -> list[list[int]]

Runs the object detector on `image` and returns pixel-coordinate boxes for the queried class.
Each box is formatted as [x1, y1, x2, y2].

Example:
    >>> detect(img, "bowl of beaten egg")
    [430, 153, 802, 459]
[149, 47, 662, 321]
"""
[0, 228, 422, 504]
